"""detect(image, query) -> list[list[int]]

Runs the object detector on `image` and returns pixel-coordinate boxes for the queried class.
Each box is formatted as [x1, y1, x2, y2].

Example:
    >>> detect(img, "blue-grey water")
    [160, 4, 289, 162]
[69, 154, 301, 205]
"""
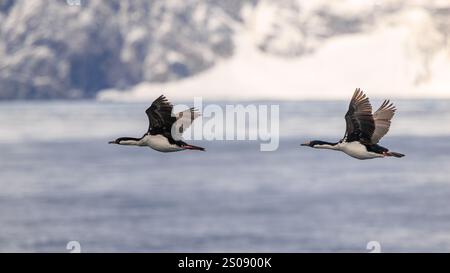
[0, 100, 450, 252]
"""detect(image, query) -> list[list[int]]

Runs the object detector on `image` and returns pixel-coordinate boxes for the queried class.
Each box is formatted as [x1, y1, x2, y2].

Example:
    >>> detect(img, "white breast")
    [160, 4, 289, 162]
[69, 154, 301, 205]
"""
[140, 134, 184, 152]
[337, 142, 384, 160]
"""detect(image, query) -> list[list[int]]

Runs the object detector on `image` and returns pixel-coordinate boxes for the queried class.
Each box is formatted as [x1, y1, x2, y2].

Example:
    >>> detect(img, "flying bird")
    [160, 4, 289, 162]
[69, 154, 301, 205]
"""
[301, 88, 404, 160]
[109, 95, 205, 152]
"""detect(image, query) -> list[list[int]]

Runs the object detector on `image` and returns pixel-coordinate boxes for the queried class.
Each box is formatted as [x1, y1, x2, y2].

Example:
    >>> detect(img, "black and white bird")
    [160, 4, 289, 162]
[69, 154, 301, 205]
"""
[301, 88, 404, 160]
[109, 95, 205, 152]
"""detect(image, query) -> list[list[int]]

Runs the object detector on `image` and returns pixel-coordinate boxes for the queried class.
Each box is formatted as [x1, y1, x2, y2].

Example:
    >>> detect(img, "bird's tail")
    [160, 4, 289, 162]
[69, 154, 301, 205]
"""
[182, 144, 206, 151]
[384, 151, 405, 158]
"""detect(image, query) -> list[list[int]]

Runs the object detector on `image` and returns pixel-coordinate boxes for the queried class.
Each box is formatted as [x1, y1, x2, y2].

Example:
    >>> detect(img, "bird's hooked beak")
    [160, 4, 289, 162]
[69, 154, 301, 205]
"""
[301, 141, 311, 147]
[109, 140, 118, 144]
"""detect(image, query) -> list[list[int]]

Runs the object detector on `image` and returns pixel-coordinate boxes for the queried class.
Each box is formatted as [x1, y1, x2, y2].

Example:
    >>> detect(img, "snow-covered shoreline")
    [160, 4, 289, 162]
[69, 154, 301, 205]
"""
[98, 3, 450, 102]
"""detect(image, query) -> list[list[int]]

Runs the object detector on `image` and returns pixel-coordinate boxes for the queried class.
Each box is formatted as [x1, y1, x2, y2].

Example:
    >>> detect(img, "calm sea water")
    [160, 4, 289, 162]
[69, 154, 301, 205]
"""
[0, 100, 450, 252]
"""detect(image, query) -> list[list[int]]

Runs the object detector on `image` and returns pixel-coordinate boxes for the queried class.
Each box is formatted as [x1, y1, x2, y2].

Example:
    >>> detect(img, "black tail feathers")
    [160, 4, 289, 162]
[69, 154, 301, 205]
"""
[182, 144, 206, 151]
[385, 151, 405, 158]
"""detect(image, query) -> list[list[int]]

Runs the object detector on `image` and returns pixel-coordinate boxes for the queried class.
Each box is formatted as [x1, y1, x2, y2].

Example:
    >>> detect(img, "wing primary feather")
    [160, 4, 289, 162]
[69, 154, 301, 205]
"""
[145, 95, 176, 133]
[371, 99, 397, 144]
[343, 88, 375, 143]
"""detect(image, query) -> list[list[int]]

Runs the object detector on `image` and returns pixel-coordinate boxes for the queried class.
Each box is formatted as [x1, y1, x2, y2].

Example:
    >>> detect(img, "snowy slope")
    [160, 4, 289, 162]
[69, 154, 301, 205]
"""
[0, 0, 242, 99]
[1, 0, 449, 100]
[99, 2, 450, 101]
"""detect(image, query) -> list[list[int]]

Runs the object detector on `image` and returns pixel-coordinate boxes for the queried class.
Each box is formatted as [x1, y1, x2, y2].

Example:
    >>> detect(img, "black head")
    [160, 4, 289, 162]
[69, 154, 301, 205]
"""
[108, 138, 119, 144]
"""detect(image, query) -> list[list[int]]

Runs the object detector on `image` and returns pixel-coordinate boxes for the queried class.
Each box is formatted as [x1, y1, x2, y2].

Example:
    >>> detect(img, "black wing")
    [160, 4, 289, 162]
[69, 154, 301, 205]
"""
[343, 88, 375, 143]
[145, 95, 176, 133]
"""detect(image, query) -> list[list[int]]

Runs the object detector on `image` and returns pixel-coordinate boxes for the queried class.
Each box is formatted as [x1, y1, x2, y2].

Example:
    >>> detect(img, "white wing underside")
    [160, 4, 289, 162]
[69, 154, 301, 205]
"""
[171, 108, 200, 139]
[371, 100, 396, 144]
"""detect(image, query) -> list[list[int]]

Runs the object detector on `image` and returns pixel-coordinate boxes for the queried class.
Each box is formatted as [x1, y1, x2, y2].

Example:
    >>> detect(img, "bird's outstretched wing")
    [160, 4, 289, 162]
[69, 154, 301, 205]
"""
[145, 95, 176, 133]
[343, 88, 375, 143]
[371, 100, 396, 144]
[173, 107, 201, 135]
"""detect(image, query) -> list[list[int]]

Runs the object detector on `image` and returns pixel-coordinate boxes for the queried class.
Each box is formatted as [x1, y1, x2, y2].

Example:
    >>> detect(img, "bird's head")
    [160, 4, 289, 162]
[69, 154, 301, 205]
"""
[301, 140, 316, 148]
[108, 138, 121, 145]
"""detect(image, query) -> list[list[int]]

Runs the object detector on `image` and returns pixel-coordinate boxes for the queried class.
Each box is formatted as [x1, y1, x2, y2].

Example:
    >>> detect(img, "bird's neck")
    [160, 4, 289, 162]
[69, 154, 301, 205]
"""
[314, 141, 340, 150]
[119, 137, 143, 146]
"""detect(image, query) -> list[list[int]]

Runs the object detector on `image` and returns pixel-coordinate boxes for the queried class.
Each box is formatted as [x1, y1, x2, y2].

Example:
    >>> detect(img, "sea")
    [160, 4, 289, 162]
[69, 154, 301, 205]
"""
[0, 99, 449, 252]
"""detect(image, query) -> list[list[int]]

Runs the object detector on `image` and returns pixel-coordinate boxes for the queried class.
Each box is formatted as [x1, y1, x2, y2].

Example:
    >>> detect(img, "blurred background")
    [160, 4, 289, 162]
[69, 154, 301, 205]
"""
[1, 0, 450, 100]
[0, 0, 450, 252]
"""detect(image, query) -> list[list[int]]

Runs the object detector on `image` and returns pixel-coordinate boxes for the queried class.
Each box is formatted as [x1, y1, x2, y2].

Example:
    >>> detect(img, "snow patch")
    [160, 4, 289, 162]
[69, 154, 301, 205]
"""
[98, 10, 450, 102]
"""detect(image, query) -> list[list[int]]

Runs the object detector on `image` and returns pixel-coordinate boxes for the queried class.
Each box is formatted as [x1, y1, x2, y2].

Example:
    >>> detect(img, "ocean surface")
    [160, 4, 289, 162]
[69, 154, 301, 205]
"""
[0, 99, 450, 252]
